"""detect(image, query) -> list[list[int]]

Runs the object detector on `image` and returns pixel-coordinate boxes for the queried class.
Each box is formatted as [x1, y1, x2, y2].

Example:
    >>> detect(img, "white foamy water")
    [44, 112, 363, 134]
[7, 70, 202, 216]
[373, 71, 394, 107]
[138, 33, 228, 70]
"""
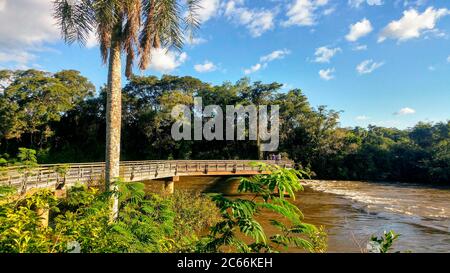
[304, 180, 450, 232]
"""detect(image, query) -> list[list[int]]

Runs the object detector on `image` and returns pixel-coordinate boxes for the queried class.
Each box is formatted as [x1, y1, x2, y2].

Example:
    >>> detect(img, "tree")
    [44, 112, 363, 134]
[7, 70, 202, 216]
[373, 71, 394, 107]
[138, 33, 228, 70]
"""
[0, 69, 94, 148]
[239, 80, 282, 159]
[53, 0, 201, 219]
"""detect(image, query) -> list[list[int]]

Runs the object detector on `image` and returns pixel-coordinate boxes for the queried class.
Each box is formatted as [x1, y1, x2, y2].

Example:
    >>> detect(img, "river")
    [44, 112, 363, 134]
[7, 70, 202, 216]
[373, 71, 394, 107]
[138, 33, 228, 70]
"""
[144, 177, 450, 253]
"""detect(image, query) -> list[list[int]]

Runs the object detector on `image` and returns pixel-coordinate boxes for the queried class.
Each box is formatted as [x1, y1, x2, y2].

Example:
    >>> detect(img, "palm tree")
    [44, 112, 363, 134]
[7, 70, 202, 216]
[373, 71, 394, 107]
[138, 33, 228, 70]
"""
[53, 0, 200, 219]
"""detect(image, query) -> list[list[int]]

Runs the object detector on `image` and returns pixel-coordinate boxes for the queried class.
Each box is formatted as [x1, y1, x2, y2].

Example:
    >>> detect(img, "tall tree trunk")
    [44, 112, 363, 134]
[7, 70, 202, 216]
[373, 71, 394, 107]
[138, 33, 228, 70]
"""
[105, 35, 122, 221]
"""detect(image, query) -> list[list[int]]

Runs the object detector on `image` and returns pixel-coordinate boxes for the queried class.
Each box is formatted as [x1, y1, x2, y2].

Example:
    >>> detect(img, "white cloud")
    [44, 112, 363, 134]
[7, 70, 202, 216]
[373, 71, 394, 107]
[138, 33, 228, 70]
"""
[244, 63, 262, 75]
[260, 49, 290, 62]
[244, 49, 290, 75]
[378, 7, 449, 42]
[395, 107, 416, 115]
[224, 0, 275, 37]
[356, 59, 384, 74]
[196, 0, 220, 22]
[323, 7, 335, 16]
[346, 18, 373, 42]
[353, 44, 368, 51]
[282, 83, 294, 90]
[0, 0, 6, 11]
[428, 65, 436, 71]
[373, 119, 402, 128]
[282, 0, 330, 27]
[0, 51, 35, 64]
[185, 36, 207, 46]
[447, 55, 450, 63]
[85, 32, 98, 48]
[348, 0, 383, 8]
[313, 46, 341, 63]
[147, 48, 187, 72]
[356, 115, 370, 121]
[0, 0, 58, 68]
[194, 60, 217, 73]
[319, 68, 335, 80]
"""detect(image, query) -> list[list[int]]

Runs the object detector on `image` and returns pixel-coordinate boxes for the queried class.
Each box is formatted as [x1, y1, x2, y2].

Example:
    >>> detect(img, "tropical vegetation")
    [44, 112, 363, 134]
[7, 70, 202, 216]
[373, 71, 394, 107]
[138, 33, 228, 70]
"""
[0, 160, 326, 253]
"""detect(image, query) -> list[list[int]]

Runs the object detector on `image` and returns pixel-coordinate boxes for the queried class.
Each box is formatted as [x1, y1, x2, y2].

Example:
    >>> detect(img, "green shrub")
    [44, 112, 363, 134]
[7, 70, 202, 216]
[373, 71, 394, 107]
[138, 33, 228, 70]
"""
[170, 190, 222, 238]
[0, 182, 223, 253]
[368, 230, 400, 253]
[198, 163, 328, 253]
[0, 189, 60, 253]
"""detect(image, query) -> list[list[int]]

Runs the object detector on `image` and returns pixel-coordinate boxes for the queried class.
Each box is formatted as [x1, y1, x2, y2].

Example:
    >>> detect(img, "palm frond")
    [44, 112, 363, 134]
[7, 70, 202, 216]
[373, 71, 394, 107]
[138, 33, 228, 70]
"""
[92, 0, 121, 63]
[123, 0, 142, 78]
[53, 0, 95, 45]
[139, 0, 157, 69]
[184, 0, 201, 43]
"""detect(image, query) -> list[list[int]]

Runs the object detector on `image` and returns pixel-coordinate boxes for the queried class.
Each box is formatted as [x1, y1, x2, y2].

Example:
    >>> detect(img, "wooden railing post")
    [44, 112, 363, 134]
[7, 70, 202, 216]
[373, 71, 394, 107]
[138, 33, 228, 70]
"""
[38, 170, 42, 186]
[130, 166, 135, 181]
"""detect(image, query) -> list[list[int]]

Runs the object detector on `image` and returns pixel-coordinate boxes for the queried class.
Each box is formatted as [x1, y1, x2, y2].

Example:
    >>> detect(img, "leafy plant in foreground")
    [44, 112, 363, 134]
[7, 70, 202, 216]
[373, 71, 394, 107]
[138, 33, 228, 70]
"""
[367, 230, 400, 253]
[15, 148, 38, 194]
[1, 181, 222, 253]
[200, 163, 327, 253]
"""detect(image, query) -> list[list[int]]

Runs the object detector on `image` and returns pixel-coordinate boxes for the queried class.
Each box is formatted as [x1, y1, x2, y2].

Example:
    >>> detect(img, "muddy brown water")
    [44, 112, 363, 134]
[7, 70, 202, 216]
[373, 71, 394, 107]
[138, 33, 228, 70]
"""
[144, 176, 450, 253]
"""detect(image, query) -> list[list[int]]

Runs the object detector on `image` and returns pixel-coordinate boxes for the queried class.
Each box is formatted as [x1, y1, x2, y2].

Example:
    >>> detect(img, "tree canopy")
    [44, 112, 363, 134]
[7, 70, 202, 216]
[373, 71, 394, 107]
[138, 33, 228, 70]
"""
[0, 69, 95, 148]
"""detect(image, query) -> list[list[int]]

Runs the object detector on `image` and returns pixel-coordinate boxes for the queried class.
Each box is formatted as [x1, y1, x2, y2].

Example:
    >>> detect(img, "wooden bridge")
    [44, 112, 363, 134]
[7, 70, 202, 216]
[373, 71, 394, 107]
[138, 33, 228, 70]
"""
[0, 160, 294, 194]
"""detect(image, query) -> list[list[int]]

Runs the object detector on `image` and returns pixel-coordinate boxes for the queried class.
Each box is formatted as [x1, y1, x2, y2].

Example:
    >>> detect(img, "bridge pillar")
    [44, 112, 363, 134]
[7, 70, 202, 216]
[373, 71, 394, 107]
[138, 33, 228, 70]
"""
[163, 176, 179, 195]
[36, 207, 49, 228]
[55, 188, 67, 199]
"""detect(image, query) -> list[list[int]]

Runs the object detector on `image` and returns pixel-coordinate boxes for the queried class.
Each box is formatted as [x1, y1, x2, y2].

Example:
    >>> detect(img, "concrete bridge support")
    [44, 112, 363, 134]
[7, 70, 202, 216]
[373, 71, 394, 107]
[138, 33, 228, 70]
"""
[163, 176, 179, 195]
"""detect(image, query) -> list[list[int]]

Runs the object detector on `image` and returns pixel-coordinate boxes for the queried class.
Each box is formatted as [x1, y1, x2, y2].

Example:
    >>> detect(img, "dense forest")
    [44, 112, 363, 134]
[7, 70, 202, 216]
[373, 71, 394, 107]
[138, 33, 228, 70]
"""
[0, 69, 449, 184]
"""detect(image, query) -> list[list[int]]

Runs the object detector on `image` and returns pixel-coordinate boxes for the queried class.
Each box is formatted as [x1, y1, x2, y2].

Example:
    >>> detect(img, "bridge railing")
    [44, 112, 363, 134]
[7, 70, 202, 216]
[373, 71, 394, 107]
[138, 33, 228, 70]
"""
[0, 160, 294, 193]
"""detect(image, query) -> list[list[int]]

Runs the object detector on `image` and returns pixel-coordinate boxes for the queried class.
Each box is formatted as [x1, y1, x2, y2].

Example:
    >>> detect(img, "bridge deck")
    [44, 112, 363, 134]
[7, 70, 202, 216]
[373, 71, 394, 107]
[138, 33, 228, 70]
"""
[0, 160, 294, 192]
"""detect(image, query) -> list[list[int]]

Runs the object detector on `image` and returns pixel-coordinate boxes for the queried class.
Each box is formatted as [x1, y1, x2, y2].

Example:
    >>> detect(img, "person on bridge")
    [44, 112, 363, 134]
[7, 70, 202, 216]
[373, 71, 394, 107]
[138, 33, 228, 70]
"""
[276, 154, 281, 162]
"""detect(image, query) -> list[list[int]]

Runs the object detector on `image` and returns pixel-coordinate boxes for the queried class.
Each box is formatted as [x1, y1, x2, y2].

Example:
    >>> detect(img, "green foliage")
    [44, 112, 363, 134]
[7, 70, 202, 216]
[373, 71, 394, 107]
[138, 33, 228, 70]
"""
[53, 164, 70, 177]
[0, 189, 61, 253]
[25, 189, 58, 210]
[0, 157, 7, 166]
[200, 165, 327, 253]
[0, 186, 16, 202]
[368, 230, 400, 253]
[16, 148, 38, 168]
[0, 206, 56, 253]
[0, 69, 94, 148]
[12, 148, 39, 194]
[169, 191, 222, 240]
[0, 183, 222, 253]
[0, 156, 8, 182]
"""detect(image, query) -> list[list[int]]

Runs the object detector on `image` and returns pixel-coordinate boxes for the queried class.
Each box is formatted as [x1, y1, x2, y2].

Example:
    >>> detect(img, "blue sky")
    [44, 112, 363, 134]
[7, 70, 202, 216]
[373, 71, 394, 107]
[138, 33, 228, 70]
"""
[0, 0, 450, 129]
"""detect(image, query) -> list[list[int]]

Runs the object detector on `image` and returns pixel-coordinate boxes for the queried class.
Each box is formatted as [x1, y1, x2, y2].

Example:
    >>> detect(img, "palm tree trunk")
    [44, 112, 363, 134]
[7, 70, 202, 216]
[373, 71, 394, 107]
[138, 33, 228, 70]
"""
[105, 35, 122, 221]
